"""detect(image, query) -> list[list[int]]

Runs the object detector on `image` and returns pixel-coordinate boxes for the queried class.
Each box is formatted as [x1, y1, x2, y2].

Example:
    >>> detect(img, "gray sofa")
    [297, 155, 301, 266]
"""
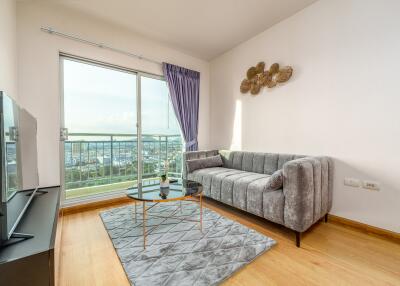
[183, 150, 333, 247]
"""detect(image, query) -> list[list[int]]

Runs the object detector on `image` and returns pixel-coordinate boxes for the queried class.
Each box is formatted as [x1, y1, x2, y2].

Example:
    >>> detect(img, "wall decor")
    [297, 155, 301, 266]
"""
[240, 61, 293, 95]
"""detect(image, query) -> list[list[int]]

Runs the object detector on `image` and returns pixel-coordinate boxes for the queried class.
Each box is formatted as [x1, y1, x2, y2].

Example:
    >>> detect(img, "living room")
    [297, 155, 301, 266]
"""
[0, 0, 399, 285]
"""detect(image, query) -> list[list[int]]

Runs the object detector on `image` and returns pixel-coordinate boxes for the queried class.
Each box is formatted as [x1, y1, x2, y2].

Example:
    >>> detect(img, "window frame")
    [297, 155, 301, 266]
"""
[59, 53, 178, 206]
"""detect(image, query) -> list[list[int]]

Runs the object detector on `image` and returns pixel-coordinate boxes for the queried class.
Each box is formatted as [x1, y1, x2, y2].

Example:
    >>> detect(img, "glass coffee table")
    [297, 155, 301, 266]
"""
[126, 180, 203, 249]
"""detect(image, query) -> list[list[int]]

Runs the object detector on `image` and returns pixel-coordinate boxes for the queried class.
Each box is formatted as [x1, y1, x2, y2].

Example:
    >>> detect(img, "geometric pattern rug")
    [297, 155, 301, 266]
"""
[100, 201, 276, 286]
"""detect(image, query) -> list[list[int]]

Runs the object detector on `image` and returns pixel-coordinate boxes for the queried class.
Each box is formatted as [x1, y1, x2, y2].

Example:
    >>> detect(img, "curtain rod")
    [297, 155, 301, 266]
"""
[40, 27, 162, 65]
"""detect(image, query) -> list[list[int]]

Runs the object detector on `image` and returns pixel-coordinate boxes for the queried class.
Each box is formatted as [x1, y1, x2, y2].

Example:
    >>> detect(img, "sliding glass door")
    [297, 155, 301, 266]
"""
[60, 56, 182, 201]
[61, 57, 138, 200]
[140, 75, 182, 186]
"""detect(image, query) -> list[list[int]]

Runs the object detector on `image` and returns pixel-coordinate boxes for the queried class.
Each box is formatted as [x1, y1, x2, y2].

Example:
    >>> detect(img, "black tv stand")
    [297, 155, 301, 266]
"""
[11, 232, 34, 239]
[25, 189, 48, 196]
[0, 186, 60, 286]
[1, 232, 34, 247]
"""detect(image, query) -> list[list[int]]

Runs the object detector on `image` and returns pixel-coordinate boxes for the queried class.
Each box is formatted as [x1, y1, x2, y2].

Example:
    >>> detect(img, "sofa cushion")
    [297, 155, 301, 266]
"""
[201, 168, 232, 197]
[233, 173, 268, 211]
[241, 152, 254, 172]
[221, 172, 255, 206]
[264, 153, 279, 175]
[232, 152, 244, 170]
[187, 167, 228, 196]
[219, 150, 233, 168]
[186, 155, 223, 173]
[252, 153, 265, 174]
[210, 169, 245, 201]
[265, 169, 283, 191]
[217, 150, 305, 176]
[187, 167, 225, 184]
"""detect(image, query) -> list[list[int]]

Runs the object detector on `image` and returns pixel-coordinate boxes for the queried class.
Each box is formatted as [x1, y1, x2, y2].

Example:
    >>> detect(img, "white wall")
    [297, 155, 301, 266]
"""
[0, 0, 17, 100]
[210, 0, 400, 232]
[17, 2, 210, 188]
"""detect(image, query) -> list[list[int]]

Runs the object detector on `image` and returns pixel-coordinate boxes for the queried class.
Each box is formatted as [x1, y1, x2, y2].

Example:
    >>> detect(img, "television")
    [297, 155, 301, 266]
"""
[0, 92, 39, 246]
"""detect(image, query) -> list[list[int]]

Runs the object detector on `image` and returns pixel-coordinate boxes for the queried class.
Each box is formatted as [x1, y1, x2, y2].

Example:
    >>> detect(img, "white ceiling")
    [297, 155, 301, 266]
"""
[44, 0, 317, 60]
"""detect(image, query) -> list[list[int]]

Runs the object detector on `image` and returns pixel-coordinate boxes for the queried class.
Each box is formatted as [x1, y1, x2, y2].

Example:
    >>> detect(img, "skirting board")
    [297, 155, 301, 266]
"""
[328, 214, 400, 242]
[62, 196, 132, 215]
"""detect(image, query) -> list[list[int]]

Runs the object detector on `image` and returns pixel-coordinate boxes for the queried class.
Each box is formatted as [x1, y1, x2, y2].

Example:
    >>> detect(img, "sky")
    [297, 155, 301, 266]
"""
[63, 59, 181, 136]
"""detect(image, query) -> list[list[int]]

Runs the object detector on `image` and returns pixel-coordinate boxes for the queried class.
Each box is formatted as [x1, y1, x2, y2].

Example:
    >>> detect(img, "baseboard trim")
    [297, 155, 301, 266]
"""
[328, 214, 400, 242]
[62, 196, 132, 215]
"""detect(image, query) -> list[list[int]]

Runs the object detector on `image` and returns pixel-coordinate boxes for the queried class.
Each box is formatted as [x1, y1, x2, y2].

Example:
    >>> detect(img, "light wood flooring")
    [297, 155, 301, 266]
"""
[58, 198, 400, 286]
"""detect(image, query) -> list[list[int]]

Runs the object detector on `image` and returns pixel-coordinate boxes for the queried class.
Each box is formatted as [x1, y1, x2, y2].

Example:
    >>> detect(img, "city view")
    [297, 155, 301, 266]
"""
[64, 133, 183, 198]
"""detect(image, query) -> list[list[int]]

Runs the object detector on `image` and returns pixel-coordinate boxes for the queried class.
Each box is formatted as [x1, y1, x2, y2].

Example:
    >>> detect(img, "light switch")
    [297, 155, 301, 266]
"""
[344, 178, 361, 188]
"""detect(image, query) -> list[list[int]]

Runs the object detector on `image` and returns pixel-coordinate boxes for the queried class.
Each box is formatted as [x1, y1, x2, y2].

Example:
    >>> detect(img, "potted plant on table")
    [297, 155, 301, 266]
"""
[160, 174, 170, 188]
[159, 161, 170, 199]
[159, 174, 170, 199]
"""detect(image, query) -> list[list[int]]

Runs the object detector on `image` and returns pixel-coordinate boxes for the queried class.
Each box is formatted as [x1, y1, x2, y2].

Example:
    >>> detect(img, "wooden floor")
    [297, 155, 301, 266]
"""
[58, 198, 400, 286]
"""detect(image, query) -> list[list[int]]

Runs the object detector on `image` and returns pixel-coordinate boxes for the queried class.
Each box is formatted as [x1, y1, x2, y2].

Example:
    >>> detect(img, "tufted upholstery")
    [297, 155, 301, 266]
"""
[218, 150, 306, 175]
[184, 150, 333, 233]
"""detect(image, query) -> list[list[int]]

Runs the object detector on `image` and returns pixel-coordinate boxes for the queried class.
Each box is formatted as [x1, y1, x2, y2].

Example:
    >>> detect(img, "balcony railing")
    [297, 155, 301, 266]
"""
[64, 133, 183, 198]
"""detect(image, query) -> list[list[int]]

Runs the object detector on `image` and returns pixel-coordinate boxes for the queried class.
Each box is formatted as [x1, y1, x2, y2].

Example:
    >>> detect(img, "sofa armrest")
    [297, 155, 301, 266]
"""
[182, 150, 219, 179]
[283, 156, 332, 232]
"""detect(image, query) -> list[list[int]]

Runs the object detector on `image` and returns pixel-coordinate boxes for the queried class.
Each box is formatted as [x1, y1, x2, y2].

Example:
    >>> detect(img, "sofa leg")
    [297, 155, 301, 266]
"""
[295, 231, 301, 247]
[324, 214, 328, 223]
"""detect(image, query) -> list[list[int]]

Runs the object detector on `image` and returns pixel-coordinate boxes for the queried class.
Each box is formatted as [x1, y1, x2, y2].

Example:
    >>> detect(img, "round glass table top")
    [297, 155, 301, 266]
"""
[126, 180, 203, 202]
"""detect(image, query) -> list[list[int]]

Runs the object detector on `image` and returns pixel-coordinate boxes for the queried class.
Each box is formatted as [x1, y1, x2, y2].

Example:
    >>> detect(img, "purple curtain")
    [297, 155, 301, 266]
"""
[162, 62, 200, 151]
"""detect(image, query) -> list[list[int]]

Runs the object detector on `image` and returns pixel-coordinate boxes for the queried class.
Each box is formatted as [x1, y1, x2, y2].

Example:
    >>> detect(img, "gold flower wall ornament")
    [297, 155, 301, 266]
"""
[250, 84, 261, 95]
[246, 67, 256, 80]
[255, 62, 265, 73]
[274, 66, 293, 83]
[240, 79, 251, 93]
[240, 61, 293, 95]
[265, 76, 277, 88]
[269, 63, 280, 75]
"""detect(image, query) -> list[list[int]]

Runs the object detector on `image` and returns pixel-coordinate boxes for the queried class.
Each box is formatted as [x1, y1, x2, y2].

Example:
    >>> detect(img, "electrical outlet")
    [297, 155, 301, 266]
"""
[344, 178, 361, 188]
[362, 181, 380, 191]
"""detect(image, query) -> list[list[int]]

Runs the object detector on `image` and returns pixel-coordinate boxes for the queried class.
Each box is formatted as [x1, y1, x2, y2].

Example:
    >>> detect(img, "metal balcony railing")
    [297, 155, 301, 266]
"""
[64, 133, 183, 192]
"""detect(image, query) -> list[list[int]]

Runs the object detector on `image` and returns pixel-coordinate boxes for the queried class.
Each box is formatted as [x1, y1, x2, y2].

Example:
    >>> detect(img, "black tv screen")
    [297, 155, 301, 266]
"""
[0, 92, 39, 242]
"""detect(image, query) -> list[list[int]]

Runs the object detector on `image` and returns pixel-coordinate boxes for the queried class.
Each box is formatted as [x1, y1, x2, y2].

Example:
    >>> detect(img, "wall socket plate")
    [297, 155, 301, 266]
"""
[344, 177, 361, 188]
[362, 180, 380, 191]
[344, 177, 380, 191]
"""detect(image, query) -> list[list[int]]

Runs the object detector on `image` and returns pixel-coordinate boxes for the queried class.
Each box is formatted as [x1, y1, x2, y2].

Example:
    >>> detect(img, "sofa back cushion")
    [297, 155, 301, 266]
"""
[241, 152, 254, 172]
[264, 153, 279, 175]
[219, 150, 305, 175]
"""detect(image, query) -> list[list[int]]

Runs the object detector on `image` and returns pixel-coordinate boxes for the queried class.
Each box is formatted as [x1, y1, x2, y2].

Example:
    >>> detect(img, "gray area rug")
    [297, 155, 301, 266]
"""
[100, 201, 276, 286]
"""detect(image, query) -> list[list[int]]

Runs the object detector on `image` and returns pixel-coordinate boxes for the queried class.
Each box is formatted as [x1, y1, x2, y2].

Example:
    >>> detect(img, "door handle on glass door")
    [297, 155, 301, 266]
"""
[60, 128, 68, 141]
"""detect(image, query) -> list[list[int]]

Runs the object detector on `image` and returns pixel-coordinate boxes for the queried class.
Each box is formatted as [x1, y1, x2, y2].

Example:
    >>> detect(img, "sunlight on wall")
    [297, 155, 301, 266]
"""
[230, 99, 242, 150]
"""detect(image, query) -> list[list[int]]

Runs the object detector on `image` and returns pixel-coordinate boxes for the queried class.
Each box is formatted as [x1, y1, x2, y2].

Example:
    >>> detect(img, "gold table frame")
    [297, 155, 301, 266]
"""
[129, 187, 203, 249]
